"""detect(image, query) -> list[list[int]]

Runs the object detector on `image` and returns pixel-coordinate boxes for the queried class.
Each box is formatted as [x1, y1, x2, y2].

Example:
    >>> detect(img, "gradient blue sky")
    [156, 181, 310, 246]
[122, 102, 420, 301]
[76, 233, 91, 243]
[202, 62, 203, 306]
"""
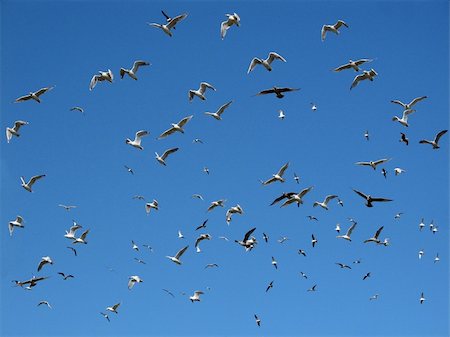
[1, 1, 449, 336]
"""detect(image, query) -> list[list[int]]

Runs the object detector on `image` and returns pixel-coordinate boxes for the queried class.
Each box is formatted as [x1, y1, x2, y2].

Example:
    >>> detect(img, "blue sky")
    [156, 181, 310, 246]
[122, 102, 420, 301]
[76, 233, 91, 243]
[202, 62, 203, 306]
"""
[1, 0, 449, 336]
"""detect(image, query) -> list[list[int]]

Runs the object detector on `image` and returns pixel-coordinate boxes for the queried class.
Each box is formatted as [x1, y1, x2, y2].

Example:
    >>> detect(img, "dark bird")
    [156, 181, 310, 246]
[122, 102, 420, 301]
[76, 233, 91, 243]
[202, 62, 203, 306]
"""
[254, 314, 261, 327]
[307, 215, 318, 221]
[298, 249, 307, 257]
[162, 289, 175, 298]
[235, 227, 257, 251]
[195, 219, 208, 231]
[336, 262, 352, 269]
[256, 87, 300, 99]
[307, 284, 317, 292]
[363, 272, 371, 280]
[381, 168, 387, 179]
[270, 192, 296, 206]
[13, 276, 49, 289]
[262, 232, 269, 243]
[419, 130, 448, 149]
[400, 132, 409, 145]
[311, 234, 318, 247]
[265, 280, 274, 292]
[57, 272, 74, 280]
[352, 189, 393, 207]
[124, 165, 134, 175]
[66, 246, 77, 256]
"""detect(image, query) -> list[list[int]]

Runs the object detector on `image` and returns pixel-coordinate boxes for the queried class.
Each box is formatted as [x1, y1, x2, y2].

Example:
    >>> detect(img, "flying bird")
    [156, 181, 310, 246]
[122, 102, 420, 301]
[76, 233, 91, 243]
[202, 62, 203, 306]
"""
[313, 194, 338, 210]
[254, 314, 261, 327]
[131, 240, 139, 251]
[158, 115, 193, 139]
[37, 301, 52, 309]
[298, 249, 307, 257]
[280, 187, 313, 208]
[311, 234, 318, 247]
[355, 158, 390, 170]
[364, 130, 370, 141]
[204, 101, 233, 120]
[8, 215, 25, 236]
[70, 107, 84, 114]
[336, 223, 357, 241]
[189, 82, 215, 101]
[20, 174, 46, 192]
[205, 263, 219, 269]
[300, 272, 308, 279]
[155, 147, 179, 166]
[72, 229, 90, 244]
[128, 275, 143, 290]
[58, 204, 77, 211]
[15, 86, 54, 103]
[352, 189, 393, 207]
[235, 227, 257, 251]
[400, 132, 409, 145]
[381, 168, 387, 179]
[311, 102, 317, 111]
[265, 280, 274, 292]
[125, 130, 149, 150]
[419, 130, 448, 149]
[124, 165, 134, 175]
[336, 262, 352, 269]
[394, 168, 405, 176]
[321, 20, 349, 41]
[434, 253, 440, 263]
[262, 233, 269, 243]
[418, 250, 424, 259]
[6, 120, 28, 143]
[145, 200, 159, 214]
[335, 224, 341, 233]
[89, 70, 113, 91]
[134, 258, 146, 264]
[13, 276, 48, 289]
[106, 303, 121, 314]
[392, 109, 415, 127]
[256, 87, 299, 99]
[307, 285, 317, 292]
[293, 172, 300, 184]
[261, 162, 289, 185]
[195, 219, 209, 231]
[57, 272, 74, 280]
[64, 221, 83, 240]
[418, 218, 425, 231]
[278, 109, 285, 120]
[120, 60, 150, 80]
[207, 200, 225, 212]
[100, 312, 110, 322]
[195, 233, 212, 252]
[189, 291, 204, 302]
[225, 204, 244, 224]
[166, 245, 189, 265]
[420, 292, 425, 304]
[271, 256, 278, 269]
[369, 294, 379, 301]
[247, 52, 287, 73]
[37, 256, 53, 272]
[391, 96, 427, 110]
[148, 13, 188, 37]
[333, 59, 372, 72]
[364, 226, 384, 244]
[178, 230, 184, 239]
[162, 289, 175, 298]
[192, 194, 204, 200]
[270, 192, 296, 206]
[220, 13, 240, 39]
[350, 69, 378, 90]
[363, 272, 371, 280]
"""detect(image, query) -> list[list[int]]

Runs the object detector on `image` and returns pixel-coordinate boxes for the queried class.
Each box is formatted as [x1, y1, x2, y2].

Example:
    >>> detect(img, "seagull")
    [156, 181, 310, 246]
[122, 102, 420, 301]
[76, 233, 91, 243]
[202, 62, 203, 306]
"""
[161, 10, 174, 25]
[8, 216, 25, 236]
[321, 20, 348, 41]
[119, 60, 150, 80]
[207, 200, 225, 212]
[261, 162, 289, 185]
[225, 204, 244, 224]
[298, 249, 307, 257]
[353, 258, 362, 264]
[363, 272, 371, 280]
[419, 218, 425, 231]
[247, 52, 286, 73]
[394, 212, 403, 219]
[392, 109, 415, 127]
[429, 220, 435, 231]
[400, 132, 409, 145]
[334, 59, 372, 72]
[277, 236, 289, 244]
[189, 82, 216, 101]
[178, 230, 184, 239]
[278, 109, 285, 120]
[300, 272, 308, 279]
[313, 194, 338, 210]
[15, 86, 54, 103]
[106, 303, 121, 314]
[66, 247, 77, 256]
[311, 102, 317, 111]
[311, 234, 318, 247]
[281, 187, 314, 207]
[265, 280, 274, 292]
[147, 13, 188, 37]
[336, 262, 352, 269]
[432, 226, 439, 234]
[128, 275, 143, 290]
[352, 189, 393, 207]
[142, 244, 153, 252]
[219, 236, 229, 241]
[192, 194, 204, 200]
[58, 272, 74, 280]
[58, 204, 77, 211]
[336, 223, 357, 241]
[193, 138, 204, 144]
[100, 312, 110, 322]
[364, 130, 370, 141]
[307, 285, 317, 292]
[203, 167, 210, 175]
[89, 70, 113, 91]
[126, 130, 149, 150]
[420, 292, 425, 304]
[235, 227, 257, 251]
[13, 276, 48, 289]
[307, 215, 318, 221]
[162, 289, 175, 298]
[271, 256, 278, 269]
[37, 301, 52, 309]
[254, 314, 261, 327]
[145, 200, 159, 214]
[37, 256, 53, 272]
[369, 294, 379, 301]
[419, 130, 448, 149]
[124, 165, 134, 175]
[270, 192, 296, 206]
[195, 234, 212, 252]
[6, 120, 28, 143]
[132, 195, 145, 200]
[189, 290, 204, 302]
[355, 158, 390, 170]
[131, 240, 139, 251]
[337, 198, 344, 207]
[256, 87, 300, 99]
[64, 221, 83, 240]
[20, 174, 46, 192]
[293, 173, 300, 184]
[155, 147, 179, 166]
[72, 229, 90, 244]
[418, 250, 424, 259]
[391, 96, 427, 110]
[363, 226, 384, 244]
[220, 13, 240, 39]
[195, 219, 209, 231]
[166, 245, 189, 265]
[205, 263, 219, 269]
[350, 69, 378, 90]
[262, 233, 269, 243]
[134, 258, 146, 264]
[434, 253, 440, 263]
[381, 168, 387, 179]
[335, 224, 341, 233]
[70, 107, 84, 114]
[204, 101, 233, 120]
[158, 115, 193, 139]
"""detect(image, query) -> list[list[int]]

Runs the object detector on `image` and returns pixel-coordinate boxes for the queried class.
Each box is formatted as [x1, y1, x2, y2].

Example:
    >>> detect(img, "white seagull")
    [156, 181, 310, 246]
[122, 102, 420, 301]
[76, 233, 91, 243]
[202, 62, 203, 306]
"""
[166, 245, 189, 265]
[247, 52, 286, 73]
[419, 218, 425, 231]
[147, 13, 188, 37]
[280, 187, 313, 207]
[419, 130, 448, 149]
[58, 204, 77, 211]
[37, 256, 53, 272]
[6, 120, 28, 143]
[235, 227, 257, 251]
[131, 240, 139, 251]
[89, 70, 113, 91]
[106, 302, 121, 314]
[145, 199, 159, 214]
[20, 174, 46, 192]
[120, 60, 150, 80]
[334, 59, 373, 72]
[392, 109, 415, 127]
[178, 230, 184, 239]
[350, 69, 378, 90]
[261, 162, 289, 185]
[321, 20, 348, 41]
[15, 86, 54, 103]
[125, 130, 149, 150]
[363, 226, 384, 244]
[394, 168, 406, 176]
[391, 96, 427, 110]
[155, 147, 179, 166]
[8, 216, 25, 236]
[195, 233, 211, 253]
[271, 256, 278, 269]
[313, 194, 338, 210]
[355, 158, 390, 170]
[225, 204, 244, 224]
[158, 115, 193, 139]
[420, 292, 425, 304]
[434, 253, 440, 263]
[278, 110, 285, 120]
[64, 221, 83, 240]
[336, 223, 357, 241]
[207, 199, 225, 212]
[204, 101, 233, 120]
[72, 229, 90, 244]
[189, 82, 216, 101]
[220, 13, 240, 39]
[189, 290, 204, 302]
[128, 275, 143, 290]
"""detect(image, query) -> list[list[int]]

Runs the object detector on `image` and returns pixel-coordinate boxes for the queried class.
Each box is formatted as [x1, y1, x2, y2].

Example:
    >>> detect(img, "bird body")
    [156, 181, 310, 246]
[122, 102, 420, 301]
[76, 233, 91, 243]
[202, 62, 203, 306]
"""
[145, 200, 159, 214]
[166, 246, 189, 265]
[106, 303, 121, 314]
[158, 116, 193, 139]
[37, 256, 53, 272]
[128, 275, 143, 290]
[189, 82, 215, 101]
[248, 52, 286, 73]
[392, 109, 415, 127]
[148, 13, 188, 37]
[189, 290, 204, 302]
[321, 20, 348, 41]
[126, 130, 149, 150]
[90, 70, 113, 90]
[353, 189, 392, 207]
[355, 158, 390, 170]
[8, 215, 25, 236]
[120, 60, 150, 80]
[20, 174, 45, 192]
[220, 13, 240, 39]
[6, 120, 28, 143]
[350, 69, 378, 90]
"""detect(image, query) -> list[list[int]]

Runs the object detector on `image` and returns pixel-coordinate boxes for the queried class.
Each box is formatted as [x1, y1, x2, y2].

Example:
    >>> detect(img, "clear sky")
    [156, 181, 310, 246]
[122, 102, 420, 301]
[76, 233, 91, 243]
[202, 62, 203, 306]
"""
[1, 1, 449, 336]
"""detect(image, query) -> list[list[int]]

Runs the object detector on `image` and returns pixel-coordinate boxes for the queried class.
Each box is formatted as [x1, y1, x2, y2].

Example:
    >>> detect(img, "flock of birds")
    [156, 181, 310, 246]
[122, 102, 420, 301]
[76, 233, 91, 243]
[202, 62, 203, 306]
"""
[6, 8, 448, 332]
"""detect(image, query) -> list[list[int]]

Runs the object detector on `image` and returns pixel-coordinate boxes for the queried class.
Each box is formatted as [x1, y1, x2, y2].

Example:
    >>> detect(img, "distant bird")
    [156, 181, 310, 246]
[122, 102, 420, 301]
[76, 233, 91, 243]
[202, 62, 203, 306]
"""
[363, 272, 371, 280]
[131, 240, 139, 251]
[195, 219, 209, 231]
[432, 226, 439, 234]
[220, 13, 240, 39]
[265, 280, 274, 292]
[355, 158, 390, 170]
[166, 245, 189, 265]
[204, 101, 233, 120]
[6, 120, 28, 143]
[261, 162, 289, 185]
[353, 259, 362, 264]
[203, 167, 210, 175]
[66, 247, 77, 256]
[271, 256, 278, 269]
[58, 272, 74, 280]
[277, 236, 289, 244]
[64, 221, 82, 240]
[350, 69, 378, 90]
[311, 234, 318, 247]
[126, 130, 149, 150]
[334, 59, 372, 72]
[391, 96, 427, 110]
[192, 194, 204, 200]
[298, 249, 307, 257]
[8, 215, 25, 236]
[352, 189, 393, 207]
[188, 82, 216, 101]
[20, 174, 45, 192]
[178, 230, 184, 239]
[336, 263, 352, 269]
[364, 226, 384, 244]
[15, 86, 54, 103]
[419, 130, 448, 149]
[364, 130, 370, 141]
[335, 224, 341, 233]
[281, 187, 314, 207]
[205, 263, 219, 269]
[278, 109, 285, 120]
[13, 276, 48, 289]
[142, 244, 153, 251]
[418, 218, 425, 231]
[381, 168, 387, 179]
[270, 192, 296, 206]
[311, 102, 317, 111]
[162, 289, 175, 298]
[134, 258, 146, 264]
[293, 173, 300, 184]
[256, 87, 300, 99]
[70, 107, 84, 114]
[58, 204, 77, 211]
[148, 13, 188, 37]
[37, 256, 53, 272]
[145, 200, 159, 214]
[120, 60, 150, 80]
[106, 303, 121, 314]
[155, 147, 179, 166]
[195, 233, 212, 252]
[307, 215, 318, 221]
[394, 212, 403, 219]
[100, 312, 110, 322]
[307, 285, 317, 292]
[89, 70, 113, 91]
[420, 292, 425, 304]
[189, 290, 204, 302]
[429, 220, 435, 231]
[72, 229, 90, 244]
[262, 232, 269, 243]
[392, 109, 415, 127]
[132, 195, 145, 200]
[219, 236, 229, 241]
[400, 132, 409, 145]
[336, 223, 357, 241]
[193, 138, 204, 144]
[158, 115, 193, 139]
[369, 294, 379, 301]
[337, 198, 344, 207]
[37, 301, 52, 309]
[321, 20, 348, 41]
[207, 200, 225, 212]
[128, 275, 143, 290]
[247, 52, 286, 73]
[313, 194, 338, 210]
[418, 250, 424, 259]
[235, 227, 257, 251]
[124, 165, 134, 175]
[254, 314, 261, 327]
[300, 271, 308, 279]
[434, 253, 440, 263]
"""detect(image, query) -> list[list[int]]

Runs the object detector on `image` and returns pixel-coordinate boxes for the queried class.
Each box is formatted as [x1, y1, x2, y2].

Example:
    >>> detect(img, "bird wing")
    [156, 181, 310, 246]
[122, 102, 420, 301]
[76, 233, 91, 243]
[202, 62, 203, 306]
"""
[178, 115, 193, 128]
[355, 161, 371, 166]
[321, 25, 328, 41]
[80, 229, 90, 240]
[391, 99, 406, 107]
[161, 10, 170, 19]
[355, 59, 372, 66]
[112, 303, 121, 310]
[37, 260, 45, 271]
[217, 101, 233, 115]
[256, 88, 275, 95]
[158, 127, 176, 139]
[270, 192, 293, 205]
[135, 130, 149, 142]
[128, 278, 135, 290]
[353, 189, 368, 199]
[267, 52, 287, 64]
[161, 147, 179, 160]
[34, 86, 53, 97]
[29, 174, 46, 186]
[409, 96, 427, 107]
[199, 82, 215, 94]
[175, 245, 189, 259]
[262, 176, 277, 185]
[374, 226, 384, 239]
[15, 94, 32, 102]
[350, 73, 366, 90]
[220, 20, 230, 39]
[347, 223, 356, 236]
[371, 197, 392, 203]
[277, 162, 289, 177]
[402, 108, 415, 119]
[167, 13, 188, 29]
[324, 195, 338, 204]
[278, 87, 299, 93]
[299, 186, 313, 198]
[119, 68, 126, 79]
[13, 120, 28, 131]
[333, 63, 352, 72]
[89, 75, 99, 91]
[131, 60, 150, 73]
[6, 128, 12, 143]
[374, 158, 390, 166]
[335, 20, 349, 28]
[243, 227, 257, 242]
[434, 129, 448, 143]
[247, 58, 261, 73]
